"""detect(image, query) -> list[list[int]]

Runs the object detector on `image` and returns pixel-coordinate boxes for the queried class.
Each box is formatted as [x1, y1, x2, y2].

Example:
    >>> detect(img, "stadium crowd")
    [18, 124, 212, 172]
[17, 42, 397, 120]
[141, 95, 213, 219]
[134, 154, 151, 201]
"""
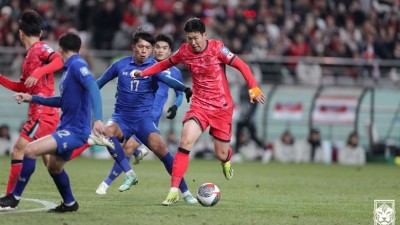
[0, 0, 400, 61]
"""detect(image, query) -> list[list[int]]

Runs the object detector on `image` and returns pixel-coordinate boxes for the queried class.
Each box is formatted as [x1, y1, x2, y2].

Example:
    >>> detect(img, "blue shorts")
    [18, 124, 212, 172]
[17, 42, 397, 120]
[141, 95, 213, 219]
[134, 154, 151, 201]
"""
[52, 129, 88, 161]
[110, 113, 160, 144]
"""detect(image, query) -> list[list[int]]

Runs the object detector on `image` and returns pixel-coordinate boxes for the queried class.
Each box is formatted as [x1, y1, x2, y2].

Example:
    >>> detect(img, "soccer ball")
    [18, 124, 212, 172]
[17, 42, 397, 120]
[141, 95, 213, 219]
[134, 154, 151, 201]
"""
[196, 183, 221, 207]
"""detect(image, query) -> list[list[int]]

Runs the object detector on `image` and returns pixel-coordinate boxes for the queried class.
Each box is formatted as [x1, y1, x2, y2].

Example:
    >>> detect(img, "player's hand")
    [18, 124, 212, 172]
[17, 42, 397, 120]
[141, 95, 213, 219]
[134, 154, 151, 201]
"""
[249, 87, 267, 104]
[24, 76, 39, 88]
[130, 69, 143, 78]
[13, 92, 32, 104]
[166, 105, 178, 119]
[184, 88, 192, 103]
[92, 120, 105, 136]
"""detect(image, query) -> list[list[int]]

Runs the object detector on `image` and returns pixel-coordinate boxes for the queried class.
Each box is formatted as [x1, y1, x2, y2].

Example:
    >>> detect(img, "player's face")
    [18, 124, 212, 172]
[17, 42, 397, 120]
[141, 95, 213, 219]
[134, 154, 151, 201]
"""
[186, 32, 207, 53]
[154, 41, 171, 61]
[132, 38, 153, 64]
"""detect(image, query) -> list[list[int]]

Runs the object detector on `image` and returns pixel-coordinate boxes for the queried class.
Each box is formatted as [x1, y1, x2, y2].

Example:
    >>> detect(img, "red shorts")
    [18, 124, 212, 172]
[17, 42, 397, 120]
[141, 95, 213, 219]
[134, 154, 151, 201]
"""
[20, 114, 60, 142]
[183, 105, 233, 141]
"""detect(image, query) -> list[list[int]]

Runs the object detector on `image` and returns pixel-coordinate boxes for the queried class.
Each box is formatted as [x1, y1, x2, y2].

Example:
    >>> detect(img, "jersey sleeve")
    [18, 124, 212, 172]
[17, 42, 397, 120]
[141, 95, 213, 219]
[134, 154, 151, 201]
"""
[216, 43, 236, 65]
[37, 43, 56, 63]
[169, 48, 183, 65]
[96, 62, 118, 89]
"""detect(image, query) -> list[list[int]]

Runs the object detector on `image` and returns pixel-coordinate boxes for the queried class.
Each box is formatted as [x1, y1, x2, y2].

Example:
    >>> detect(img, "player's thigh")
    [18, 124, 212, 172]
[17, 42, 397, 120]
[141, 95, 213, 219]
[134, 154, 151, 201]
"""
[24, 135, 58, 158]
[105, 119, 126, 140]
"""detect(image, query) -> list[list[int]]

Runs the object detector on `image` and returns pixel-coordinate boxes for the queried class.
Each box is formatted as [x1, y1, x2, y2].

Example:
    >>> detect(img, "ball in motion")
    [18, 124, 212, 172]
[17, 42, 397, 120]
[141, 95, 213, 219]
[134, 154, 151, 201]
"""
[196, 183, 221, 207]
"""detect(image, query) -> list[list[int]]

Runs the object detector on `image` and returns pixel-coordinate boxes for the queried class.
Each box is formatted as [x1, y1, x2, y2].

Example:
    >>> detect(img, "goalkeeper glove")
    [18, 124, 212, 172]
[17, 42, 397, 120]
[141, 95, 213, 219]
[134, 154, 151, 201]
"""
[184, 88, 192, 103]
[166, 105, 178, 119]
[248, 87, 263, 103]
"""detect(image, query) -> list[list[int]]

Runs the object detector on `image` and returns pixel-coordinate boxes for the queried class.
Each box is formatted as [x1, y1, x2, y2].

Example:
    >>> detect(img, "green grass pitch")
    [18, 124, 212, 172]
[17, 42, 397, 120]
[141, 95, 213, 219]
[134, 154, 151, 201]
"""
[0, 156, 399, 225]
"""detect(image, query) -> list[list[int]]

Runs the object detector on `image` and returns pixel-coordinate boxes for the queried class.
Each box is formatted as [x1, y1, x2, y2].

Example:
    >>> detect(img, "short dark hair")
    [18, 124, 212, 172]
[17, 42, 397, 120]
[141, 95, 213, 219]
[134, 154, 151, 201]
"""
[59, 32, 81, 52]
[19, 10, 42, 37]
[155, 34, 173, 49]
[184, 17, 206, 33]
[132, 28, 155, 46]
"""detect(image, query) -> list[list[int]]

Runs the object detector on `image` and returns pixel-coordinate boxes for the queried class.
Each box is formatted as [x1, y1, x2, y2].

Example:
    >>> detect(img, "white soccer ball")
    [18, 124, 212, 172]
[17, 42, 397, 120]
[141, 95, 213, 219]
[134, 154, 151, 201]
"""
[196, 183, 221, 207]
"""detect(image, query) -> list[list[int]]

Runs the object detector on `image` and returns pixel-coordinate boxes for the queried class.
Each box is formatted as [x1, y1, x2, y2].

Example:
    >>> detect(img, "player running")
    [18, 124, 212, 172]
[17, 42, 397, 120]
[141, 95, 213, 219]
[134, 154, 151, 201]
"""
[0, 10, 63, 195]
[133, 18, 267, 206]
[0, 32, 104, 212]
[94, 30, 197, 203]
[95, 34, 187, 196]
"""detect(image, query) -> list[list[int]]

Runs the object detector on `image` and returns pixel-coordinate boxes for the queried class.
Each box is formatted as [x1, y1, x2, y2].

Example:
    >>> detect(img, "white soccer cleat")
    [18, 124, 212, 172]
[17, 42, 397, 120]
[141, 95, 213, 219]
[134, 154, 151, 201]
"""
[88, 133, 115, 149]
[95, 181, 109, 195]
[133, 145, 150, 165]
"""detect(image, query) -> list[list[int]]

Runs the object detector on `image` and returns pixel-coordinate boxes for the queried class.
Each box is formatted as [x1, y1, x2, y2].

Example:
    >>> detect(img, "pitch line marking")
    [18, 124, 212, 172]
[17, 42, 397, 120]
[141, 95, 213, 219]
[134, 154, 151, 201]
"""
[0, 197, 57, 214]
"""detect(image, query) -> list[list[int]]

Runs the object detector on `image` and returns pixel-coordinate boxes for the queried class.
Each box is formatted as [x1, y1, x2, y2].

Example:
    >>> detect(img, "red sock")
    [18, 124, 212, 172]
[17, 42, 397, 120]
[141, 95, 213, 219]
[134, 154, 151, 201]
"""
[69, 143, 90, 160]
[171, 147, 190, 188]
[6, 160, 23, 194]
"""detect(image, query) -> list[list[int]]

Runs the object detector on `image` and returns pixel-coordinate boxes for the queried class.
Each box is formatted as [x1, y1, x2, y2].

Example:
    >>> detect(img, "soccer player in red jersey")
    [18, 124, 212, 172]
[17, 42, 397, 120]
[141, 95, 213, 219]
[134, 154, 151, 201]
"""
[0, 10, 63, 194]
[134, 17, 267, 205]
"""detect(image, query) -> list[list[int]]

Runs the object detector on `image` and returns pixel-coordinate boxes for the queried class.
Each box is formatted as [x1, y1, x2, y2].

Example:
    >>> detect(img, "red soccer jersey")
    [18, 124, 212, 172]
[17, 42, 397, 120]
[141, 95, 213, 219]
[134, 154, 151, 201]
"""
[22, 41, 58, 116]
[169, 39, 239, 110]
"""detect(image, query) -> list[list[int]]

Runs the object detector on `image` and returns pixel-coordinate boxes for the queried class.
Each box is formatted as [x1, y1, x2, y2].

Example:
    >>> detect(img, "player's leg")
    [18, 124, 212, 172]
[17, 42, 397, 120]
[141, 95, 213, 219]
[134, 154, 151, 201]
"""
[145, 132, 197, 204]
[5, 136, 29, 195]
[131, 135, 149, 165]
[96, 137, 134, 195]
[163, 118, 203, 206]
[103, 120, 137, 191]
[208, 108, 234, 180]
[0, 135, 58, 210]
[214, 139, 234, 180]
[6, 115, 59, 194]
[47, 155, 78, 212]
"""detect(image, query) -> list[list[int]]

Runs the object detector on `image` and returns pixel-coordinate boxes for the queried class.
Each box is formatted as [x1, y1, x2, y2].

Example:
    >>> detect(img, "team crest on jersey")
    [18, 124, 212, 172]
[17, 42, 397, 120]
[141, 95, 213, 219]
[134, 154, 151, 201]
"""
[80, 66, 90, 76]
[220, 46, 234, 59]
[42, 44, 54, 53]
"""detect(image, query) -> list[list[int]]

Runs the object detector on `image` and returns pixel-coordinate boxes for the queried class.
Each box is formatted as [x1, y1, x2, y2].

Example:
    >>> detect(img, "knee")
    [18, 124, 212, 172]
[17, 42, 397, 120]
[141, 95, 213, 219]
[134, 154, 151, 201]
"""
[47, 164, 63, 174]
[179, 138, 194, 150]
[24, 144, 38, 159]
[104, 127, 115, 137]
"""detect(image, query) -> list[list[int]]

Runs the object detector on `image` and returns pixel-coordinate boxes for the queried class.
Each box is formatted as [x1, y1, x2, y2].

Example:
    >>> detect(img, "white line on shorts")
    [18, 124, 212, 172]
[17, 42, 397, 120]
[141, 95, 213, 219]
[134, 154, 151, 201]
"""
[0, 198, 57, 214]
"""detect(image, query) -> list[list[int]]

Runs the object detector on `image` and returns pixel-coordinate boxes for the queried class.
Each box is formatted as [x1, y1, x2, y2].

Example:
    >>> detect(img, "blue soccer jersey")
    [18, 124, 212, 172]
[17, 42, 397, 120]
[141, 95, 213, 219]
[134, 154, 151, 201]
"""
[152, 66, 183, 125]
[58, 54, 97, 137]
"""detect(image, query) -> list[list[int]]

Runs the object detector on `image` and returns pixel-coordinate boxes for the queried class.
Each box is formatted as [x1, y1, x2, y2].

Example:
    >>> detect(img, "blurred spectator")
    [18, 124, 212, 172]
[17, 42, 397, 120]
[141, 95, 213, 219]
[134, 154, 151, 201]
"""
[297, 128, 328, 163]
[272, 130, 300, 163]
[0, 124, 17, 156]
[338, 132, 366, 165]
[234, 83, 265, 157]
[295, 50, 322, 85]
[166, 129, 179, 156]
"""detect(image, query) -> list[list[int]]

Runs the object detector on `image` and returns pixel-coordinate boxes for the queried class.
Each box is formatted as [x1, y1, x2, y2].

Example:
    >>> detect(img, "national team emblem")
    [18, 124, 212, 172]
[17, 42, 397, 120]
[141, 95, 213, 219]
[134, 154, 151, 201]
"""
[80, 66, 90, 76]
[374, 200, 396, 225]
[123, 71, 128, 76]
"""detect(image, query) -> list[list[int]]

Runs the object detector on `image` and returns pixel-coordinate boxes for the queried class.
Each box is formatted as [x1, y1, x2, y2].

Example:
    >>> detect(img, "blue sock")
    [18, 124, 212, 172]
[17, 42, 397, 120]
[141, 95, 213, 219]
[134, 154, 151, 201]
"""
[104, 156, 130, 185]
[50, 170, 75, 204]
[12, 157, 36, 197]
[107, 137, 131, 172]
[133, 149, 140, 157]
[161, 152, 189, 193]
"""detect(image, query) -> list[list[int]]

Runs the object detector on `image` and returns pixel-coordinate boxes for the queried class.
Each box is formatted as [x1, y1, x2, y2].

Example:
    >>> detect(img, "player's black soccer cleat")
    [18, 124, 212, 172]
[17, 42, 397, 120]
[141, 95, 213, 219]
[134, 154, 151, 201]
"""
[0, 194, 20, 211]
[48, 201, 79, 213]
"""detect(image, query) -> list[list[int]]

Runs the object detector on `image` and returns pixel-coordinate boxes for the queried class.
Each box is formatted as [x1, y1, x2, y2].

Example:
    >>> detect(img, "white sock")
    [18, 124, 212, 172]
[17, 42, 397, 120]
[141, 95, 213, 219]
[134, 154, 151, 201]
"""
[182, 190, 192, 197]
[64, 201, 75, 206]
[170, 187, 179, 193]
[126, 170, 136, 176]
[13, 195, 21, 200]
